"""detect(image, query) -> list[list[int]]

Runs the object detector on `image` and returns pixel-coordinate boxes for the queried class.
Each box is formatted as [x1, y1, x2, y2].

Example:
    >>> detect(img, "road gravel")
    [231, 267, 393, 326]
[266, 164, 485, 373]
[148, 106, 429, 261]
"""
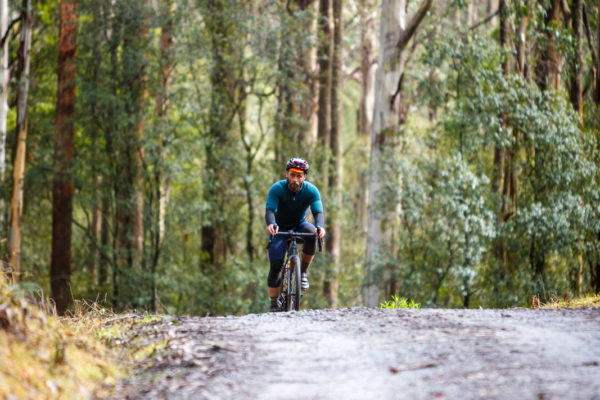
[114, 307, 600, 400]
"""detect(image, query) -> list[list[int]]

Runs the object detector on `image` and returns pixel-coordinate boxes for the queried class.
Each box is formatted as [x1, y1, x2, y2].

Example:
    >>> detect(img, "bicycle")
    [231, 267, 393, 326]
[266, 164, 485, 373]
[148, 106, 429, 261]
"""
[268, 229, 322, 311]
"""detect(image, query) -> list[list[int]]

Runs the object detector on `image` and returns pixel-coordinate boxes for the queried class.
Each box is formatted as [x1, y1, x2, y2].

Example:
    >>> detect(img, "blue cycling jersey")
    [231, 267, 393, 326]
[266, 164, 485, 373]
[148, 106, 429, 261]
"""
[265, 180, 323, 229]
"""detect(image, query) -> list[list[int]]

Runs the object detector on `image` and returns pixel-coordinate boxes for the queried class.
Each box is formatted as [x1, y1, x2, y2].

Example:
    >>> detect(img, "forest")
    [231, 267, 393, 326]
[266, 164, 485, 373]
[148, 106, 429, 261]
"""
[0, 0, 599, 316]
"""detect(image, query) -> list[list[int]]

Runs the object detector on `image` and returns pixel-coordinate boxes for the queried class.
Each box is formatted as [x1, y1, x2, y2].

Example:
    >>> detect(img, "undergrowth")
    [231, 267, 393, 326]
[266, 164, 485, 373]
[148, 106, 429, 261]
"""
[539, 294, 600, 309]
[0, 281, 167, 399]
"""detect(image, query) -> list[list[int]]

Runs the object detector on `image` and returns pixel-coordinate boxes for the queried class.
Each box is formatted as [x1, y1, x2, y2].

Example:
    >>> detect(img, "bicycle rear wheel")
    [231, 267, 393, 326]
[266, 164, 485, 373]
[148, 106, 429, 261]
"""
[288, 256, 301, 311]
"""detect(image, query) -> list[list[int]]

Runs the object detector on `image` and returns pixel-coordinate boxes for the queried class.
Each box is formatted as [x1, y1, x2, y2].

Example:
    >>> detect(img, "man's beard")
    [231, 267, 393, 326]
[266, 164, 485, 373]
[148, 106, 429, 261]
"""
[288, 181, 301, 192]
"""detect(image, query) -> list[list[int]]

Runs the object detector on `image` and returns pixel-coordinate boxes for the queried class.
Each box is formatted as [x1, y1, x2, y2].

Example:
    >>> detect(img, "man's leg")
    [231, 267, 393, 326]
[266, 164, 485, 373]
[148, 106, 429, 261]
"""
[268, 260, 284, 311]
[299, 222, 317, 290]
[267, 235, 286, 311]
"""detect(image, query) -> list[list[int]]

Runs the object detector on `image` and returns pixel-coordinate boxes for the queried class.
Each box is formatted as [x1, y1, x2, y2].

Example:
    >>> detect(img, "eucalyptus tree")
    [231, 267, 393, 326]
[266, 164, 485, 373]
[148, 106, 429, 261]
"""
[51, 0, 78, 315]
[0, 0, 9, 203]
[8, 0, 32, 283]
[148, 0, 175, 311]
[323, 0, 343, 307]
[363, 0, 432, 307]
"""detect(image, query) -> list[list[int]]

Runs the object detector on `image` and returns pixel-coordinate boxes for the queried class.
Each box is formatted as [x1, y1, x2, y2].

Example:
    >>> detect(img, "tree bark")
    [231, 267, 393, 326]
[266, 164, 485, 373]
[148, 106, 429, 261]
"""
[8, 0, 32, 284]
[150, 0, 175, 311]
[0, 0, 9, 243]
[356, 0, 376, 238]
[516, 0, 529, 76]
[492, 0, 509, 194]
[51, 0, 78, 315]
[0, 0, 8, 187]
[597, 0, 600, 104]
[317, 0, 332, 190]
[467, 0, 478, 26]
[569, 0, 583, 124]
[323, 0, 343, 308]
[364, 0, 432, 307]
[486, 0, 498, 26]
[492, 0, 511, 269]
[358, 0, 375, 137]
[535, 0, 561, 91]
[131, 2, 149, 275]
[304, 1, 319, 148]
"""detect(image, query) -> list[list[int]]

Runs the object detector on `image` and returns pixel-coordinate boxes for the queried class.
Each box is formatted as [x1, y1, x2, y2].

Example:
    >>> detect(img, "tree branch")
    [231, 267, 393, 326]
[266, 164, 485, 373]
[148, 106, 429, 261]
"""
[470, 8, 500, 30]
[390, 71, 405, 108]
[397, 0, 433, 52]
[1, 15, 22, 48]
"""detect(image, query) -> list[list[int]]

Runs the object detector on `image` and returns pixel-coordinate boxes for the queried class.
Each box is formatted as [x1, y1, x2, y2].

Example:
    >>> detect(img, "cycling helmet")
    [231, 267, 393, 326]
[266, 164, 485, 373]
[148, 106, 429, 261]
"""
[286, 157, 310, 174]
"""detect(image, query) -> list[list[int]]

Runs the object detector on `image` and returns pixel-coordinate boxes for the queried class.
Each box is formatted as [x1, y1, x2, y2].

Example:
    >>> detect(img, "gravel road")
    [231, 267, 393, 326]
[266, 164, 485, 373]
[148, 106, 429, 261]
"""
[115, 307, 600, 400]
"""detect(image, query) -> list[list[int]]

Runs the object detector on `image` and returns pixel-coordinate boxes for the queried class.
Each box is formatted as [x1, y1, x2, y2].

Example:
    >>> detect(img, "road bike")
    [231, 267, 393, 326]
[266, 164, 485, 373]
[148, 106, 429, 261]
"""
[268, 229, 322, 311]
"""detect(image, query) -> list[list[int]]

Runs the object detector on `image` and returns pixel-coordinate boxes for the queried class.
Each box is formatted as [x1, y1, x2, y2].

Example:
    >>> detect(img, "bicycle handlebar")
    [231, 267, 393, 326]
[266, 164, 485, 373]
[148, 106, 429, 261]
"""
[267, 228, 324, 252]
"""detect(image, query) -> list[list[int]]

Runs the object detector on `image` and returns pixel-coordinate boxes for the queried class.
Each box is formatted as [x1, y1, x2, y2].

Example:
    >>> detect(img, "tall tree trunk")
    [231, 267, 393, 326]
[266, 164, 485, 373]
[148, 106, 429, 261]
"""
[150, 0, 175, 311]
[323, 0, 343, 308]
[317, 0, 332, 190]
[304, 1, 319, 148]
[0, 0, 9, 247]
[595, 0, 600, 293]
[51, 0, 78, 315]
[356, 0, 376, 236]
[596, 0, 600, 104]
[364, 0, 432, 307]
[492, 0, 510, 269]
[535, 0, 561, 91]
[131, 2, 148, 275]
[8, 0, 32, 284]
[99, 189, 110, 286]
[0, 0, 8, 210]
[568, 0, 584, 294]
[516, 0, 529, 76]
[467, 0, 478, 26]
[568, 0, 582, 122]
[358, 0, 375, 138]
[486, 0, 498, 26]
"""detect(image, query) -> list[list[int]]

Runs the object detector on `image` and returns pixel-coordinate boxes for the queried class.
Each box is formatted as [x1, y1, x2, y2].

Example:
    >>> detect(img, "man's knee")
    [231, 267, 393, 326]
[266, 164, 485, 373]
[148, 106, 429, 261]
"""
[268, 259, 284, 287]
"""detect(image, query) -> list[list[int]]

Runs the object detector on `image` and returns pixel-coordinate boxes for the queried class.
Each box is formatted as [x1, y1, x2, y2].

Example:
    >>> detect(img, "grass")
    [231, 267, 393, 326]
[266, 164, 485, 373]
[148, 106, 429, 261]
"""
[540, 294, 600, 309]
[0, 282, 169, 399]
[380, 294, 421, 309]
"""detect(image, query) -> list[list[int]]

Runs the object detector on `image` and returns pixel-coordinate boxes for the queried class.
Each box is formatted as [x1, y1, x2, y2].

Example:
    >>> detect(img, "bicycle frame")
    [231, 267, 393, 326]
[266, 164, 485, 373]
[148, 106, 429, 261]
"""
[267, 230, 322, 311]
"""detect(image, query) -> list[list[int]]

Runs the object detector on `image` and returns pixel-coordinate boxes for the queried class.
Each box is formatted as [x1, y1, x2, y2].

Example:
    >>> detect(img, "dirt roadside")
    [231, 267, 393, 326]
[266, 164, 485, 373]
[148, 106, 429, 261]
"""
[113, 307, 600, 400]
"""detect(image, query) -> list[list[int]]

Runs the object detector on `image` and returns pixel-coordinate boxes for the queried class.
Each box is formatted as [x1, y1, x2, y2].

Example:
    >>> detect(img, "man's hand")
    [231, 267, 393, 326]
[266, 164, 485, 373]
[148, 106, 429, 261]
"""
[267, 224, 279, 235]
[315, 227, 325, 239]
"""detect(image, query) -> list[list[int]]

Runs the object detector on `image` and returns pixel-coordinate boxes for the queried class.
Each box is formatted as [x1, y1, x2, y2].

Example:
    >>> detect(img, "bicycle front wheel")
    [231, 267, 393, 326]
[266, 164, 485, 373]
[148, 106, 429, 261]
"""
[288, 256, 301, 311]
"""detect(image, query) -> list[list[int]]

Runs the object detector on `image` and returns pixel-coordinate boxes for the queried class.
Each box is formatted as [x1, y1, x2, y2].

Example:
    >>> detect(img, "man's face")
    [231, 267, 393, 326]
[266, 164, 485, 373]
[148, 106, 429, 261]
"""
[286, 169, 306, 192]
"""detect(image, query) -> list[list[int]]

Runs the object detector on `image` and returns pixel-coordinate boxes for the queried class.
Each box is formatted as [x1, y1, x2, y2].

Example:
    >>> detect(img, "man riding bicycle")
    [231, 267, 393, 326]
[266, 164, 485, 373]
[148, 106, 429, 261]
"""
[265, 157, 326, 312]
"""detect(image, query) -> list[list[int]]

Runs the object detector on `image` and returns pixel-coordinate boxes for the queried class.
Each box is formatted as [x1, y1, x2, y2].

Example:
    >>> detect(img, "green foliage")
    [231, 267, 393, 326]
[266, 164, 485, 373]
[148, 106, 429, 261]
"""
[389, 29, 600, 308]
[379, 294, 421, 309]
[6, 0, 600, 316]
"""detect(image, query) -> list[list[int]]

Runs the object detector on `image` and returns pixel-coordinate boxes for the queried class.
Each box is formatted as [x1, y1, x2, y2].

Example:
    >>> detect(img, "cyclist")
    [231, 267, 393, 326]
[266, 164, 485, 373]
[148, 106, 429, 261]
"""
[265, 157, 326, 312]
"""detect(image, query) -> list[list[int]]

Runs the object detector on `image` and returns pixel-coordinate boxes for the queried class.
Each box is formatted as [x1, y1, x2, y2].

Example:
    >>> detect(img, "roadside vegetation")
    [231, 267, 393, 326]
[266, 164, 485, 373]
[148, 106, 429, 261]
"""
[0, 283, 168, 399]
[380, 295, 421, 309]
[540, 294, 600, 309]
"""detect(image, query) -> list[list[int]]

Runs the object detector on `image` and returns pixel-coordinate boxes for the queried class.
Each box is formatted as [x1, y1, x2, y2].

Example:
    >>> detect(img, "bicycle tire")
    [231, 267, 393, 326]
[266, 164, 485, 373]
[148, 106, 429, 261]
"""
[287, 256, 301, 311]
[285, 258, 293, 311]
[293, 256, 301, 311]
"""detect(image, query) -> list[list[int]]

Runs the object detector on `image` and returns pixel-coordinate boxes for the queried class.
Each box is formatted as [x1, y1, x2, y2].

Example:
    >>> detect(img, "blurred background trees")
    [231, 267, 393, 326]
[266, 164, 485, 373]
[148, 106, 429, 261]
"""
[0, 0, 599, 314]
